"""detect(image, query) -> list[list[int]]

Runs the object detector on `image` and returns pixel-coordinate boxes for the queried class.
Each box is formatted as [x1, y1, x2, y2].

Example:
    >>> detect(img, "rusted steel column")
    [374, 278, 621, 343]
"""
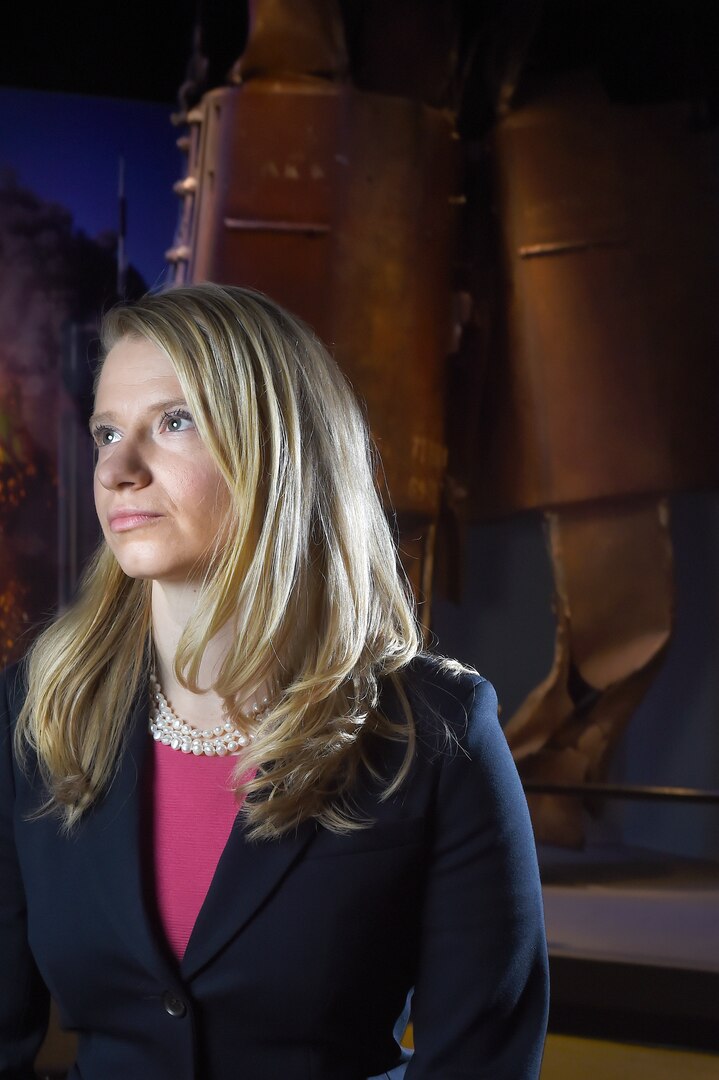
[471, 73, 719, 844]
[168, 2, 460, 609]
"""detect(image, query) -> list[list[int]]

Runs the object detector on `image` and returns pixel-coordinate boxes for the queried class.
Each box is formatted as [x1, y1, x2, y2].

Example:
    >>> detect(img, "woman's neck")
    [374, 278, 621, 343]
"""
[150, 580, 273, 730]
[150, 581, 229, 728]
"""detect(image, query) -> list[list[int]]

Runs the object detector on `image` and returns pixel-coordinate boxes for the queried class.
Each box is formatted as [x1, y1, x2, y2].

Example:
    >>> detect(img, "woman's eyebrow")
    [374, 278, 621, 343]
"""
[88, 398, 190, 433]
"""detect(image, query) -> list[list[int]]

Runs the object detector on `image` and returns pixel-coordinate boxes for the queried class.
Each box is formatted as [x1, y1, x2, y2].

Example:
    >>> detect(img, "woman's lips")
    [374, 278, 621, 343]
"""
[108, 511, 163, 533]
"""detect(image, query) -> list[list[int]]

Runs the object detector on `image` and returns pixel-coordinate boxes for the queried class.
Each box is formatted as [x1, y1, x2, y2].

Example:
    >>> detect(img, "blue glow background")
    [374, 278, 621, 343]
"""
[0, 87, 181, 290]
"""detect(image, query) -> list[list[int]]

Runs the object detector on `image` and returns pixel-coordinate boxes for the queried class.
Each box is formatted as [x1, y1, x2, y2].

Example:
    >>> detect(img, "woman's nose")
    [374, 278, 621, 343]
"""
[94, 438, 152, 490]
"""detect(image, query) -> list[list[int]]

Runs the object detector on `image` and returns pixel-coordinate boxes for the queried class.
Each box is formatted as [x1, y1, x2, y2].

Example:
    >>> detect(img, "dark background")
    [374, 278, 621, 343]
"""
[4, 1, 718, 116]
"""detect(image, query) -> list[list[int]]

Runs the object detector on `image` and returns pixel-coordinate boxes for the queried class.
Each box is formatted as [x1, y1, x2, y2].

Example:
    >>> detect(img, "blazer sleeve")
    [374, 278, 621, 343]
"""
[406, 677, 549, 1079]
[0, 666, 50, 1079]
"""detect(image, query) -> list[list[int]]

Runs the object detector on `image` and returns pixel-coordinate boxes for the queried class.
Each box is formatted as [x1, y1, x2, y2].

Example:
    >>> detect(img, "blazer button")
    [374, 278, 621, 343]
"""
[162, 991, 187, 1018]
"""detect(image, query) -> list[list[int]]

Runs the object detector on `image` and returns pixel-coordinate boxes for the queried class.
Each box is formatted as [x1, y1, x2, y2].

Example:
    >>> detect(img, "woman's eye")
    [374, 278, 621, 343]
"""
[92, 426, 119, 447]
[162, 409, 195, 433]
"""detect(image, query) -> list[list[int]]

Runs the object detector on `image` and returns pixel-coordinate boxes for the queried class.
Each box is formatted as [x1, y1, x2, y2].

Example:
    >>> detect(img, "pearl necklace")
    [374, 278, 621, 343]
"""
[149, 672, 273, 756]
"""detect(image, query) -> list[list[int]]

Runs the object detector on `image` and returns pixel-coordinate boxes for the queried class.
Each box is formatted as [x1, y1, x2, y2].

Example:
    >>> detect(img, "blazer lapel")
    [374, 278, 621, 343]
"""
[75, 678, 318, 983]
[78, 682, 177, 984]
[180, 812, 318, 979]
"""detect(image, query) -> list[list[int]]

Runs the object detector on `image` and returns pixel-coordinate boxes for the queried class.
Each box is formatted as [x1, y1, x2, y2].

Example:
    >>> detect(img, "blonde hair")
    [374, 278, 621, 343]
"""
[16, 283, 421, 837]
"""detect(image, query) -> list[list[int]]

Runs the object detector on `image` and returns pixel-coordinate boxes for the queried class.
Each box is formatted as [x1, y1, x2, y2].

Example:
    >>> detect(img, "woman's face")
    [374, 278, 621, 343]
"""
[91, 335, 231, 584]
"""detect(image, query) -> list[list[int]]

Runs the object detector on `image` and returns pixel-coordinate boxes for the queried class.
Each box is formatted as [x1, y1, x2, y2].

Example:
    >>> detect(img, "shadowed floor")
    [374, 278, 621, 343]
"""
[540, 1033, 719, 1079]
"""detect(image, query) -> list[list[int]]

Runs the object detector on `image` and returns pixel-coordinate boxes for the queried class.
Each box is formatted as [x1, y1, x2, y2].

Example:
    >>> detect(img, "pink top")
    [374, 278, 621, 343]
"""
[150, 740, 253, 960]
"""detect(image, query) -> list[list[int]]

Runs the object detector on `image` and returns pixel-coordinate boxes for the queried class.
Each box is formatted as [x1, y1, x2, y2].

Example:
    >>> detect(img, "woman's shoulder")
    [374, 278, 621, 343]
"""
[0, 660, 28, 723]
[401, 650, 490, 698]
[390, 651, 500, 752]
[394, 655, 533, 840]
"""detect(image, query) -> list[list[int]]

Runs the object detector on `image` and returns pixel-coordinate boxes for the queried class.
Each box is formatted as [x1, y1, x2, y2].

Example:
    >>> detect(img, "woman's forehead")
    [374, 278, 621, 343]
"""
[94, 338, 183, 408]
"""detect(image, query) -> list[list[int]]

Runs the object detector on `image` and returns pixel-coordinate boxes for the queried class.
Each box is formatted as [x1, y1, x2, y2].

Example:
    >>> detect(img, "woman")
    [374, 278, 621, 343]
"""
[0, 283, 548, 1079]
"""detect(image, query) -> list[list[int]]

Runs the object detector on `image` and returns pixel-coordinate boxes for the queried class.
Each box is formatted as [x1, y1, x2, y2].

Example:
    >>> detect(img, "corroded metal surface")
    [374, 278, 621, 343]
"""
[504, 497, 674, 847]
[172, 80, 458, 532]
[473, 74, 719, 516]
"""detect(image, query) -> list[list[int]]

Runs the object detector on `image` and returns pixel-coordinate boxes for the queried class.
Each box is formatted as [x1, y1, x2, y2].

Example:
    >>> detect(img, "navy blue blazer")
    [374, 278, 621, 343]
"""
[0, 655, 548, 1079]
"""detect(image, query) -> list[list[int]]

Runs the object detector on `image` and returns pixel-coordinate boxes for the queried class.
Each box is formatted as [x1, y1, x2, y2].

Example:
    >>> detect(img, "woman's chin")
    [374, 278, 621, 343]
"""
[112, 556, 182, 583]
